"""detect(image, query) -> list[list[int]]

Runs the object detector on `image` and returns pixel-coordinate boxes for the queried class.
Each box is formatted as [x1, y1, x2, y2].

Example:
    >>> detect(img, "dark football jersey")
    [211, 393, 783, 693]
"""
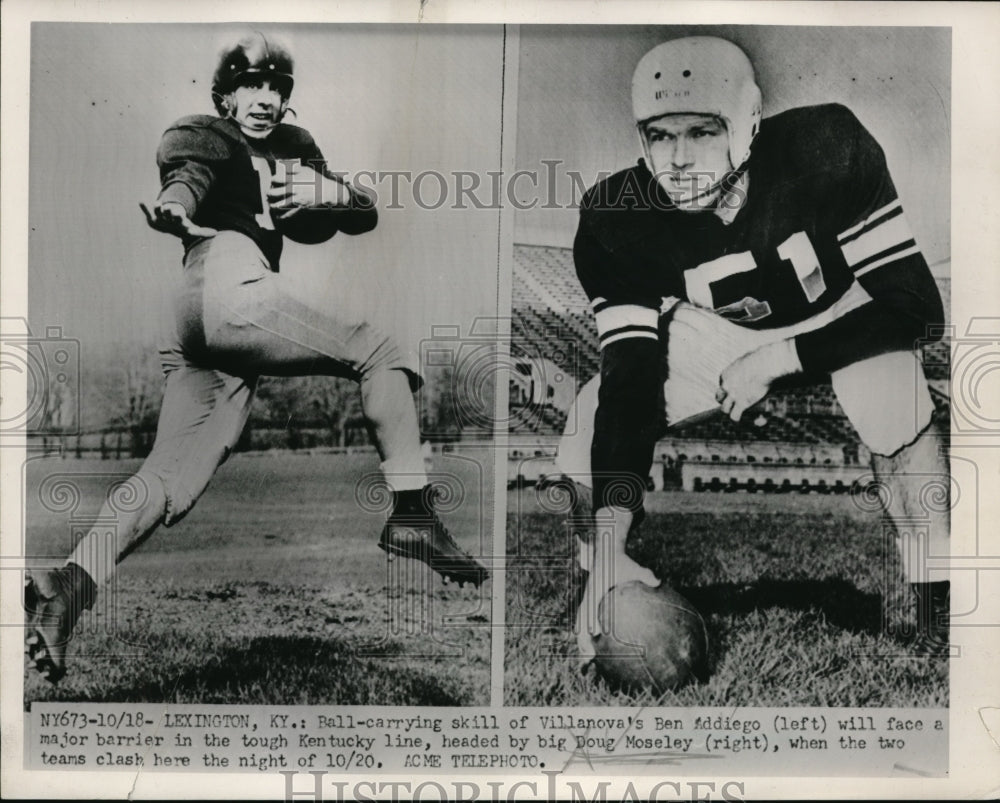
[574, 103, 944, 512]
[156, 116, 374, 269]
[575, 104, 942, 374]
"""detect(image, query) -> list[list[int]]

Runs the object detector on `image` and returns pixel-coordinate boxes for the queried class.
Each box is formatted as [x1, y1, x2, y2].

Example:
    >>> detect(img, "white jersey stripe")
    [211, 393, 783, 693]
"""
[853, 244, 922, 278]
[837, 198, 902, 242]
[594, 303, 659, 339]
[601, 329, 659, 348]
[840, 212, 915, 268]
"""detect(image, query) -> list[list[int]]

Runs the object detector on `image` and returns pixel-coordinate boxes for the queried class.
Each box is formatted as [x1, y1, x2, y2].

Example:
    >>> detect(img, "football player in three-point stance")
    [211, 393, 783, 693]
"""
[25, 31, 487, 683]
[562, 37, 950, 664]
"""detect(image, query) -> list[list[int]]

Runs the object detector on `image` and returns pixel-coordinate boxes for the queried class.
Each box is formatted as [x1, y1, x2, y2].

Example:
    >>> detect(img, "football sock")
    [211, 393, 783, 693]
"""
[61, 562, 98, 610]
[911, 580, 950, 642]
[379, 456, 428, 493]
[67, 531, 115, 589]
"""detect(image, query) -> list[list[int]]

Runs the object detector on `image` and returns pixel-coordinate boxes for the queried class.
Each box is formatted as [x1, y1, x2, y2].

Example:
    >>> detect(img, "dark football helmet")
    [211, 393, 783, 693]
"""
[212, 32, 294, 116]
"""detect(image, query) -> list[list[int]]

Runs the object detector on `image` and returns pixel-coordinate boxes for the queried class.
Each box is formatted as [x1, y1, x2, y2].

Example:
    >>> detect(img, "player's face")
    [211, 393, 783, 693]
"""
[230, 77, 288, 139]
[643, 114, 732, 212]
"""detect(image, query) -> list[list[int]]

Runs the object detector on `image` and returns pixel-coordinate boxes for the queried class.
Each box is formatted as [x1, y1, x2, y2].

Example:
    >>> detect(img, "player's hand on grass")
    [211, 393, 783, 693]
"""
[717, 338, 802, 422]
[140, 201, 217, 238]
[268, 161, 351, 219]
[575, 507, 660, 667]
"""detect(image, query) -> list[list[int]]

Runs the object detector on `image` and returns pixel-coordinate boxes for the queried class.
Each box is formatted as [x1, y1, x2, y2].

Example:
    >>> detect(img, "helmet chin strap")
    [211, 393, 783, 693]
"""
[638, 128, 746, 211]
[217, 93, 289, 137]
[669, 169, 745, 208]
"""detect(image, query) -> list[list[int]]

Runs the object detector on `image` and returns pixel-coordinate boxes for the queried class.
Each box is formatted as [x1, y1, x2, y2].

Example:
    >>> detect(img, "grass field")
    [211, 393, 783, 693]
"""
[504, 487, 948, 707]
[22, 450, 492, 706]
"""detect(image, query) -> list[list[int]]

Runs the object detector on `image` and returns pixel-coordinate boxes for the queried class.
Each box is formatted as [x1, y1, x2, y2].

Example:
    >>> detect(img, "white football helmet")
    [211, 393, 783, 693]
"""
[631, 37, 762, 171]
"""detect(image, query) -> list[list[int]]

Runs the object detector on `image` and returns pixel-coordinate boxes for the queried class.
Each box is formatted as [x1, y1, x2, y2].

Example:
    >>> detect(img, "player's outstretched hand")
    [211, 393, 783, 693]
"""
[717, 338, 802, 422]
[140, 201, 217, 238]
[268, 161, 350, 219]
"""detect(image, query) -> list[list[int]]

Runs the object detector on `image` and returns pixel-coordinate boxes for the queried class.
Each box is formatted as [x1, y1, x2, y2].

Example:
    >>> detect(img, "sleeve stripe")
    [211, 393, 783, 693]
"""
[837, 198, 902, 243]
[591, 297, 664, 316]
[854, 244, 922, 278]
[840, 212, 915, 268]
[594, 304, 659, 339]
[850, 238, 918, 274]
[601, 328, 659, 348]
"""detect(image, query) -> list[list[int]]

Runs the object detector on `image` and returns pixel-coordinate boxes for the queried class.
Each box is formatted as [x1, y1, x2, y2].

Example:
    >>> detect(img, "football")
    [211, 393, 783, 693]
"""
[276, 209, 338, 245]
[591, 581, 708, 694]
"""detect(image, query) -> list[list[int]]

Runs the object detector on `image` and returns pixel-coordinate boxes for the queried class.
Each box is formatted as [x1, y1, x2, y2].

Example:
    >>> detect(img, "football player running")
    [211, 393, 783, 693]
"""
[25, 32, 487, 683]
[565, 37, 949, 665]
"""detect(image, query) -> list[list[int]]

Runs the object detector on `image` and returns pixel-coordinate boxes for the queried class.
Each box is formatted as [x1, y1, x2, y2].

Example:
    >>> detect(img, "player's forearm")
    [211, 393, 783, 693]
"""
[591, 338, 663, 513]
[156, 182, 198, 219]
[157, 162, 215, 219]
[795, 256, 944, 373]
[795, 296, 943, 374]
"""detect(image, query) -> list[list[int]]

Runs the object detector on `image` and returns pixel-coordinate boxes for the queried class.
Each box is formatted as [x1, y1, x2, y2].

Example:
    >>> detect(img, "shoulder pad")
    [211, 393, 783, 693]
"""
[270, 123, 319, 155]
[578, 163, 665, 253]
[756, 104, 869, 173]
[766, 103, 865, 139]
[158, 115, 239, 163]
[273, 122, 314, 144]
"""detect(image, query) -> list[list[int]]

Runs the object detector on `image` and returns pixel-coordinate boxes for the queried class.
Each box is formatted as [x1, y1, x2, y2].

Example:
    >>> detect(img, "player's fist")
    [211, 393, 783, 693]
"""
[267, 161, 351, 219]
[139, 201, 218, 238]
[716, 338, 802, 422]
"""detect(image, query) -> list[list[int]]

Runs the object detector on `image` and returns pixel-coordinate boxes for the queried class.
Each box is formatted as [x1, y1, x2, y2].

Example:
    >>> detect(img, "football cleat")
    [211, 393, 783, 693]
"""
[379, 514, 488, 588]
[24, 564, 96, 683]
[902, 580, 950, 657]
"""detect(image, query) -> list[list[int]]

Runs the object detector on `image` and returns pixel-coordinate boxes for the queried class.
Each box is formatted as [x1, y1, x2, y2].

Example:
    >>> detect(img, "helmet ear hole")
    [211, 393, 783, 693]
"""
[211, 91, 233, 116]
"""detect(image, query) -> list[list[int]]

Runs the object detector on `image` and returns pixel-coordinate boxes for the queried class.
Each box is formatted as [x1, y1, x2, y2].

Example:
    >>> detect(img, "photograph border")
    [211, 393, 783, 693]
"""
[3, 1, 999, 800]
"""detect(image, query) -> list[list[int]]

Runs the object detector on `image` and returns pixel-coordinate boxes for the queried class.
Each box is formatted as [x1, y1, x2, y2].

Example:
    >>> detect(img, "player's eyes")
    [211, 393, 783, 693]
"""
[647, 130, 671, 143]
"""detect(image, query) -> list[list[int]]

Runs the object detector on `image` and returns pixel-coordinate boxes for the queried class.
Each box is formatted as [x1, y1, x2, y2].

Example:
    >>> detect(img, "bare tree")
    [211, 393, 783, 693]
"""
[421, 363, 463, 442]
[93, 345, 162, 456]
[300, 375, 362, 447]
